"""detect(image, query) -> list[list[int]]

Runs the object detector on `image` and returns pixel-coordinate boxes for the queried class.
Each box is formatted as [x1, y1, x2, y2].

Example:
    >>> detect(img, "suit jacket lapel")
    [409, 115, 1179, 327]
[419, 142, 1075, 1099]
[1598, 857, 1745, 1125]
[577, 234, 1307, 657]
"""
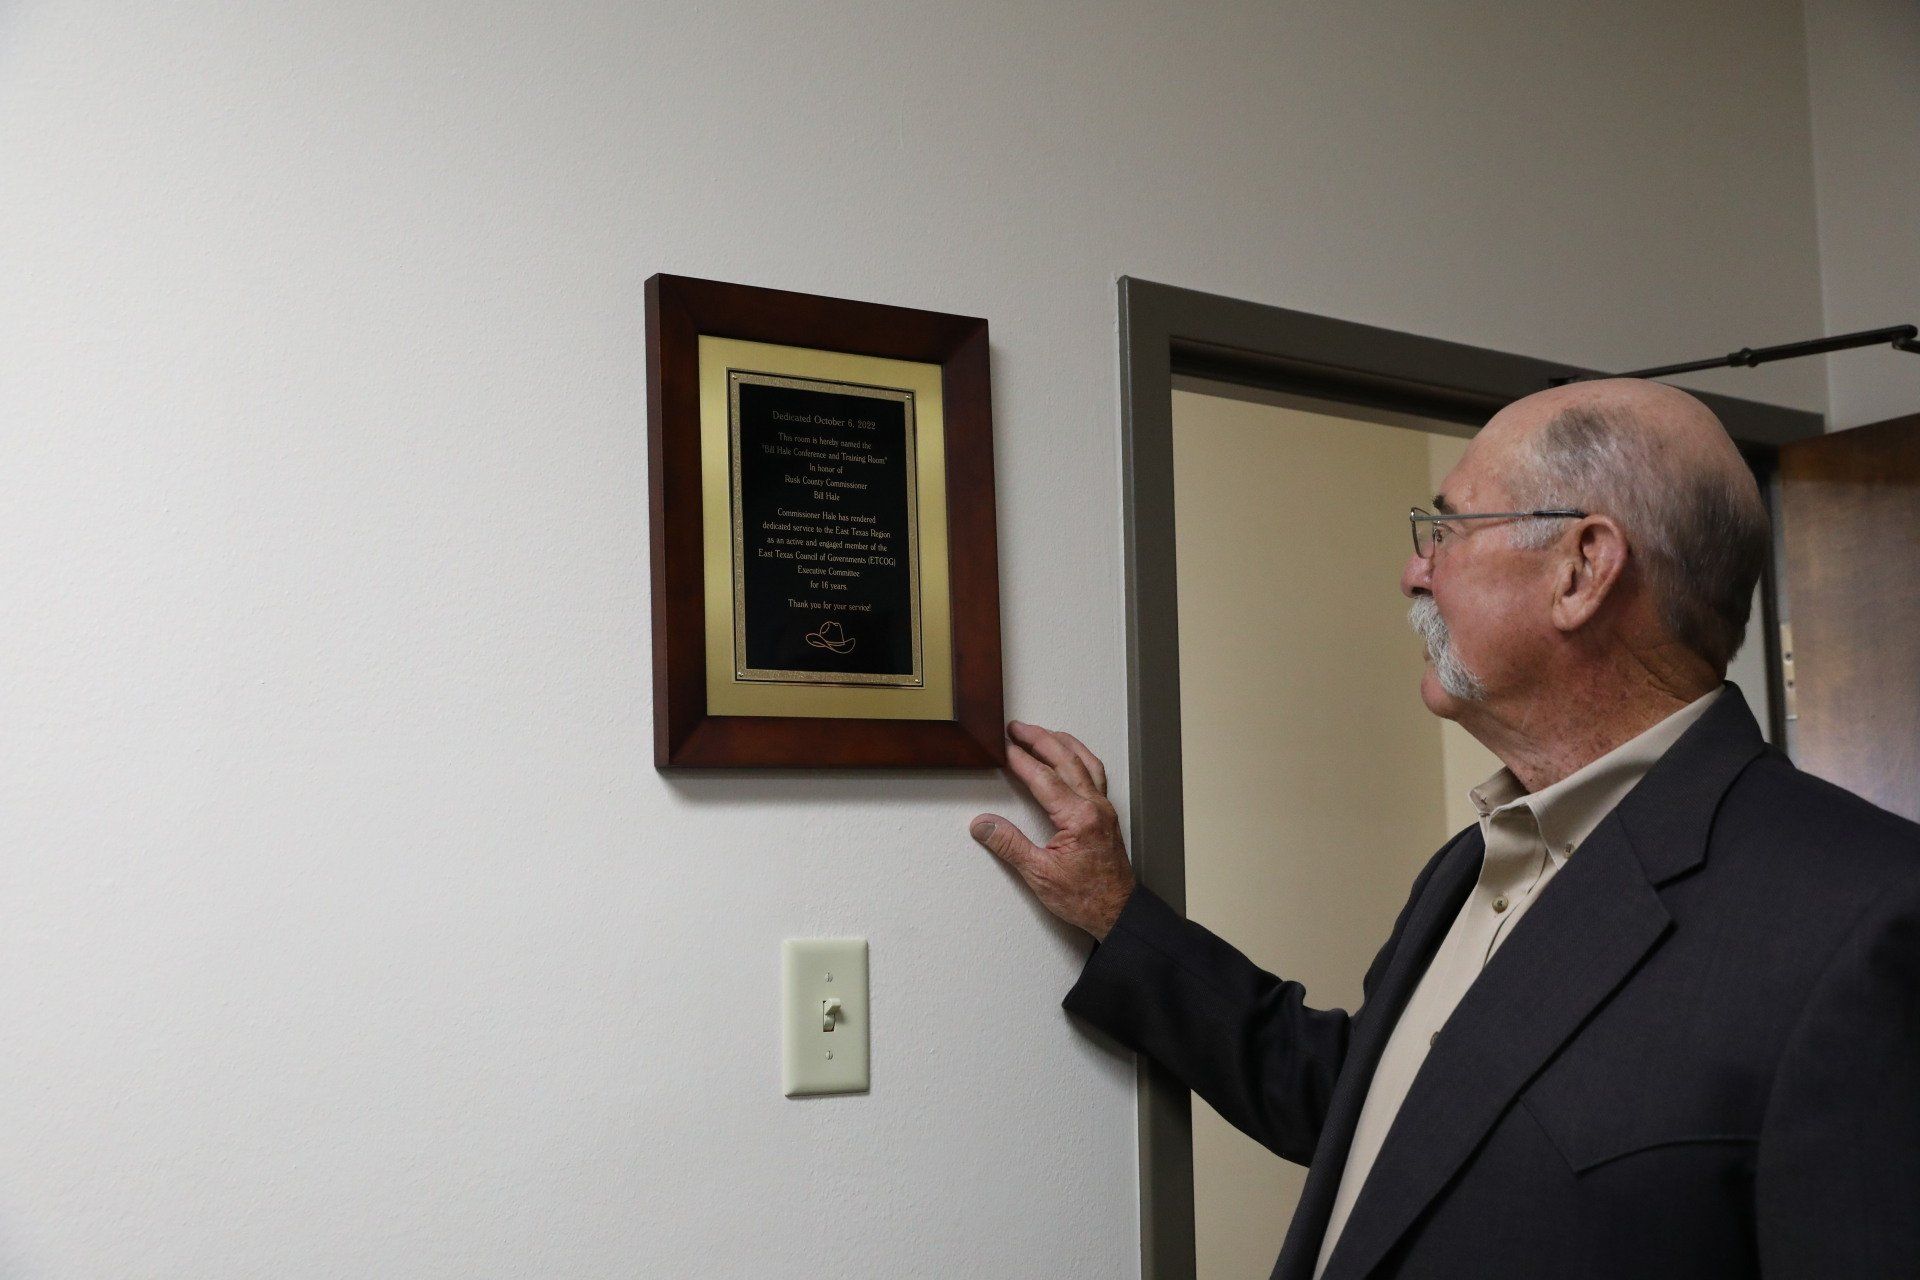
[1270, 828, 1482, 1280]
[1316, 815, 1670, 1279]
[1314, 687, 1768, 1280]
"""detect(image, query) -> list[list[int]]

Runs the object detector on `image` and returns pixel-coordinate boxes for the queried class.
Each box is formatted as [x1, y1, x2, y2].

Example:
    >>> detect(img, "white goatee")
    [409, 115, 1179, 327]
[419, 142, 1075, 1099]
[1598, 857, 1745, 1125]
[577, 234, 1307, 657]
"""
[1408, 595, 1488, 701]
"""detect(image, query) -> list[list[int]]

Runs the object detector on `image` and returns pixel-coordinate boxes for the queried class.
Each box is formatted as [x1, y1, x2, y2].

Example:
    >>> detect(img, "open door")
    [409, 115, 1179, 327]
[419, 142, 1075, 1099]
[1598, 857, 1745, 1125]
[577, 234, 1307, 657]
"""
[1778, 413, 1920, 821]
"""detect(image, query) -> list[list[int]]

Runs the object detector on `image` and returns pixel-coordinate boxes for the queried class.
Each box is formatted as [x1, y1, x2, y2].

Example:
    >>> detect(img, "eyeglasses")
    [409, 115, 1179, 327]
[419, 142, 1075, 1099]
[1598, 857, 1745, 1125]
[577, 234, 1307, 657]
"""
[1409, 506, 1587, 558]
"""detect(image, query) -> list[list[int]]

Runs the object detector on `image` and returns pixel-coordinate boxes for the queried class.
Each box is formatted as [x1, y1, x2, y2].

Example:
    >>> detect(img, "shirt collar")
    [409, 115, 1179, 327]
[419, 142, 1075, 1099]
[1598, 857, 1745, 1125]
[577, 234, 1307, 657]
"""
[1468, 686, 1727, 865]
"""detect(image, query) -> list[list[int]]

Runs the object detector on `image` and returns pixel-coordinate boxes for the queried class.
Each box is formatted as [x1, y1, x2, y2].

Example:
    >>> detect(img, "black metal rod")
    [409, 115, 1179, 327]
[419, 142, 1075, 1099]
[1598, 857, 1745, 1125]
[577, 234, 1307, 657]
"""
[1554, 324, 1919, 385]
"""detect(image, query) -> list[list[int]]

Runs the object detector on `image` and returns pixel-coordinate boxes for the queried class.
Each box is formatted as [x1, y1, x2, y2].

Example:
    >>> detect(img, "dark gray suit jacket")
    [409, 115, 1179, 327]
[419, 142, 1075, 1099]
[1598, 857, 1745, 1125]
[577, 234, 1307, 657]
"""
[1064, 688, 1920, 1278]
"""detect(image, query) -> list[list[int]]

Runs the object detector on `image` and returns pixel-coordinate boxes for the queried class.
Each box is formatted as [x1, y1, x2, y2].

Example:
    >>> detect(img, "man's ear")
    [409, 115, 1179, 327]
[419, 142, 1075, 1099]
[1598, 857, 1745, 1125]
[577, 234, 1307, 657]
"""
[1549, 516, 1630, 633]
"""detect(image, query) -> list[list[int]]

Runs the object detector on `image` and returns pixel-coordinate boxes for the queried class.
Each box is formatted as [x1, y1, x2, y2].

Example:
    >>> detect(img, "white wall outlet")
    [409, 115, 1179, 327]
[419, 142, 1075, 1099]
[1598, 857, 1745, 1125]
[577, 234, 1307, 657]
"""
[782, 939, 869, 1097]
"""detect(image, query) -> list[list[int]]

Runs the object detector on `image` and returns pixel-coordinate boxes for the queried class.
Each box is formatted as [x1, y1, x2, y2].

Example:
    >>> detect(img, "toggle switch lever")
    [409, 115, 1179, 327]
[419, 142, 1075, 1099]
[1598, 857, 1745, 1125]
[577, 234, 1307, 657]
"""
[822, 998, 843, 1032]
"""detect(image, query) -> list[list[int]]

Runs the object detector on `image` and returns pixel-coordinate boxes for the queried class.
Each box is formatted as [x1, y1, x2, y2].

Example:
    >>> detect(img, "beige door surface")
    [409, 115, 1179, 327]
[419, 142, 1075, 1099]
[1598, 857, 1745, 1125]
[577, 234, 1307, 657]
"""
[1170, 390, 1496, 1279]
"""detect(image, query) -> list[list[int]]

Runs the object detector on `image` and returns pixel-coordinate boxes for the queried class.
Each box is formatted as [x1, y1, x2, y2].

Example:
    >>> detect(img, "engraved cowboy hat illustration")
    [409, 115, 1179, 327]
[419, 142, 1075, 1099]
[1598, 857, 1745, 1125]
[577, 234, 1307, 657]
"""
[804, 620, 856, 654]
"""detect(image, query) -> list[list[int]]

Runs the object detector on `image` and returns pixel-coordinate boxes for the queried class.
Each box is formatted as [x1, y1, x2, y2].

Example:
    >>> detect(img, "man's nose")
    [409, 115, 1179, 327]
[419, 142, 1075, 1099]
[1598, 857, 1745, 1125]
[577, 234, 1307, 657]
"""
[1400, 551, 1432, 599]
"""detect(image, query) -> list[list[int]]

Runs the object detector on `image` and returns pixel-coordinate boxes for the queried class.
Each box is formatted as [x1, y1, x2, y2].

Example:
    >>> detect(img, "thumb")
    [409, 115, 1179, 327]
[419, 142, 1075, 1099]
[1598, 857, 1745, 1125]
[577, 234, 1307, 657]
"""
[970, 813, 1040, 869]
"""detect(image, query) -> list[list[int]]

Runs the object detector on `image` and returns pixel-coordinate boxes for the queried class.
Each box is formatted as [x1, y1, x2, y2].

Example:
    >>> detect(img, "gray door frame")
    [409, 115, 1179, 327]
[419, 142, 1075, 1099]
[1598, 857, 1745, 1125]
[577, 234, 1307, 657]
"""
[1114, 275, 1823, 1280]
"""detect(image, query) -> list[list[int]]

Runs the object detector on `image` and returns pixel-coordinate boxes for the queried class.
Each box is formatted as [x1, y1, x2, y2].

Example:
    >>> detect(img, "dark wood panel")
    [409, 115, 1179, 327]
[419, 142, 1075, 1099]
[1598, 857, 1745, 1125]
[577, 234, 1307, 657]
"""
[1780, 413, 1920, 821]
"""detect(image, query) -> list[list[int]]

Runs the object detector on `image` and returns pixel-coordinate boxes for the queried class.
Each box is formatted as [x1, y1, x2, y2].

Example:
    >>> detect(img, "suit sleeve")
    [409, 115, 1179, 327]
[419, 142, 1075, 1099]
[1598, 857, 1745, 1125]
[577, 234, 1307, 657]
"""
[1062, 842, 1454, 1166]
[1755, 867, 1920, 1278]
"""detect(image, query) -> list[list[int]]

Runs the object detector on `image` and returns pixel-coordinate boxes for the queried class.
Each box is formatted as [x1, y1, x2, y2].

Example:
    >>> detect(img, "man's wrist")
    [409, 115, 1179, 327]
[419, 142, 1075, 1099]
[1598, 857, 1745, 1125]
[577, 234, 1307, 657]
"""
[1089, 880, 1137, 942]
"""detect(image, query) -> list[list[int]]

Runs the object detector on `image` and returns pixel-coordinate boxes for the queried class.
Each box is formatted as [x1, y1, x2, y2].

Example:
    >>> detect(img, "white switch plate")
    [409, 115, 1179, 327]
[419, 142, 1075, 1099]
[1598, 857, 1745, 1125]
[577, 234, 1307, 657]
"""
[782, 938, 868, 1097]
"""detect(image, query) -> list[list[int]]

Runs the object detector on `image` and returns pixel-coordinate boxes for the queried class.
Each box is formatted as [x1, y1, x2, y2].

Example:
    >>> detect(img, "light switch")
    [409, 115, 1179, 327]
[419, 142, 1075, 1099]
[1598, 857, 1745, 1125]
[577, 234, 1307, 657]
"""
[782, 938, 868, 1097]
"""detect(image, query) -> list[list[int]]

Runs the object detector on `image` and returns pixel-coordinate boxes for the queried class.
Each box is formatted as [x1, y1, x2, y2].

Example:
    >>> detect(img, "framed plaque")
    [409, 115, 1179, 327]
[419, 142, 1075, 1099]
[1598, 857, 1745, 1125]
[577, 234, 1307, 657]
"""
[646, 274, 1004, 767]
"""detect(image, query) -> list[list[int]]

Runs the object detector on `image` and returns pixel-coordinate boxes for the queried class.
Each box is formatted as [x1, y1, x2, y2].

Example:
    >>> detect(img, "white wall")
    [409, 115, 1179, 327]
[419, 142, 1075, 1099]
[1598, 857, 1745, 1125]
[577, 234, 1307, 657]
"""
[0, 2, 1827, 1275]
[1804, 0, 1920, 429]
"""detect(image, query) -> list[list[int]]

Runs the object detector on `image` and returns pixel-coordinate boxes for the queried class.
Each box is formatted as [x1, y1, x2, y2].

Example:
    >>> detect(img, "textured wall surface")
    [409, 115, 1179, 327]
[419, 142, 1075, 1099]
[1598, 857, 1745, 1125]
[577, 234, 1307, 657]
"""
[1804, 0, 1920, 429]
[0, 1, 1825, 1275]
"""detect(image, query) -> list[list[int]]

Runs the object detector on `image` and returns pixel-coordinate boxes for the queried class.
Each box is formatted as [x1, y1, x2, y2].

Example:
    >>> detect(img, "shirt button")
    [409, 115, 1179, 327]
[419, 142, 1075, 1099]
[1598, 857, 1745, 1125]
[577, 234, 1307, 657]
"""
[1492, 896, 1509, 913]
[1429, 1031, 1438, 1047]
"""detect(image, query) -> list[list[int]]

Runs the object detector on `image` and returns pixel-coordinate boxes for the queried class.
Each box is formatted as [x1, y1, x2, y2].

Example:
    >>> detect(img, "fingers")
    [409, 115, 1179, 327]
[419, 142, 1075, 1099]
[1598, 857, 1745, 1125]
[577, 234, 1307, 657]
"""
[969, 813, 1041, 871]
[1009, 720, 1097, 795]
[1004, 739, 1080, 816]
[1053, 730, 1108, 795]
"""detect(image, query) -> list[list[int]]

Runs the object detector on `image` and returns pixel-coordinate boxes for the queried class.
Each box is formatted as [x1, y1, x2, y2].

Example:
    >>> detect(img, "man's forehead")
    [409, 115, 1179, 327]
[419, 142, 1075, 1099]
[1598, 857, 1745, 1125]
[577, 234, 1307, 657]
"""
[1435, 441, 1508, 511]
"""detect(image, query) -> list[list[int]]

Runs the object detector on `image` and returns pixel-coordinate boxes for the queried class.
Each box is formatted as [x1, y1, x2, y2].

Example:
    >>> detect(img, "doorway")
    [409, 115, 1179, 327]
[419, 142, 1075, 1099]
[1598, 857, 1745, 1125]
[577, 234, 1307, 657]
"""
[1115, 278, 1822, 1280]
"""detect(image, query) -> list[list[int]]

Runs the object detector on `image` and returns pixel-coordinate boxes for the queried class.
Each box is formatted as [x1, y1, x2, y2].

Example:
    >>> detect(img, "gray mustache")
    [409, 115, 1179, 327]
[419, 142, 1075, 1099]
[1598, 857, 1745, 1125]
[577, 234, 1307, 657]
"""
[1408, 594, 1450, 654]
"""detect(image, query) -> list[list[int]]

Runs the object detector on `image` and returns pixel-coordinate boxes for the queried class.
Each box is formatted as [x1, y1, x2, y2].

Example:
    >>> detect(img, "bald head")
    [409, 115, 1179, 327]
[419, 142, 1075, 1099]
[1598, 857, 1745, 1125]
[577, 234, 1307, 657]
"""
[1484, 379, 1752, 486]
[1486, 378, 1745, 466]
[1489, 378, 1769, 671]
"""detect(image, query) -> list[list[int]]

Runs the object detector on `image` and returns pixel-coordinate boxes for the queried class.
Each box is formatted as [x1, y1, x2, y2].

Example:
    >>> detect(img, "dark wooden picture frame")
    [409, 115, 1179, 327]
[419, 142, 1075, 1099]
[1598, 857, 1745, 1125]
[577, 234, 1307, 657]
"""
[646, 273, 1005, 768]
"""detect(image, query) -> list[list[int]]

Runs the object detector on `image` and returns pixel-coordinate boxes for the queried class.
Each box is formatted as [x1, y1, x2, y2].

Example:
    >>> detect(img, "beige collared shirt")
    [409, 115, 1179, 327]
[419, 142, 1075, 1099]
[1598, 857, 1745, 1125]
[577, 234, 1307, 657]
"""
[1311, 687, 1724, 1278]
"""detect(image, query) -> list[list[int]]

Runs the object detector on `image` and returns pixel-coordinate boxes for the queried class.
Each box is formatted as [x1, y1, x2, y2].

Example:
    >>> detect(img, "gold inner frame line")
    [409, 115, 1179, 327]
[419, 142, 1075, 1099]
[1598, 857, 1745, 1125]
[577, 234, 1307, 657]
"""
[696, 335, 954, 723]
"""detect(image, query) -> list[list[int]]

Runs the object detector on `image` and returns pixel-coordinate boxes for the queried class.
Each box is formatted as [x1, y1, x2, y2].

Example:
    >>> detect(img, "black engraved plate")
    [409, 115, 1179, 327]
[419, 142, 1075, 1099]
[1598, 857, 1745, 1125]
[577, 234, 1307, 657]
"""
[728, 371, 922, 685]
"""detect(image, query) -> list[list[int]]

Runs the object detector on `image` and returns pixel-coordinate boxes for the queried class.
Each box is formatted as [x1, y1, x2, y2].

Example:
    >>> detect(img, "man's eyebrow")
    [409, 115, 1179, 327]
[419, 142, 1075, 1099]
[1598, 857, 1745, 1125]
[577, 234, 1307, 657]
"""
[1432, 494, 1454, 514]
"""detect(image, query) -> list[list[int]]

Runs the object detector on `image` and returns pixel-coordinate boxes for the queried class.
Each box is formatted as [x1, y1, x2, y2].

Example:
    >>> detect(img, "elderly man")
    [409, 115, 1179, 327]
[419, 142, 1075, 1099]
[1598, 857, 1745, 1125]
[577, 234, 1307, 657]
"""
[970, 379, 1920, 1279]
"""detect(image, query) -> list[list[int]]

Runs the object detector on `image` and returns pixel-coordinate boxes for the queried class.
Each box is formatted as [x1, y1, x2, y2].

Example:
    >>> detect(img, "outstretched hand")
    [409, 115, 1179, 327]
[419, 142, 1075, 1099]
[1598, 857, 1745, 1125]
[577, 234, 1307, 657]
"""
[970, 720, 1135, 940]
